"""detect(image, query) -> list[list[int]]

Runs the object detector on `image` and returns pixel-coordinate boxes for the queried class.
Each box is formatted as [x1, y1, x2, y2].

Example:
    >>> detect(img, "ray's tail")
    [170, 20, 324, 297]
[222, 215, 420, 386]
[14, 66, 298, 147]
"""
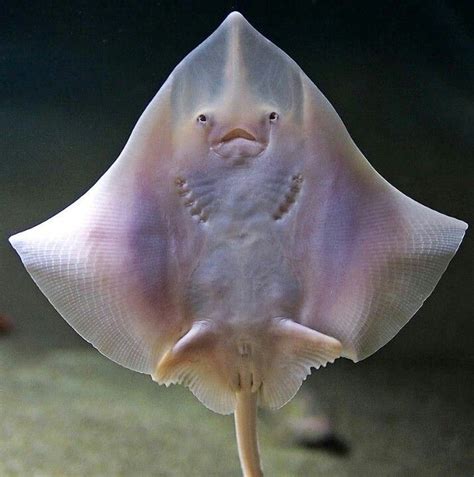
[234, 377, 263, 477]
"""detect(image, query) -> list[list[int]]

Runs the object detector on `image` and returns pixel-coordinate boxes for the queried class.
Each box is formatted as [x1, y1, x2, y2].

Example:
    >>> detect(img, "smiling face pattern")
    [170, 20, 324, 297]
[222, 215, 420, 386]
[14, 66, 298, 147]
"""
[196, 110, 277, 159]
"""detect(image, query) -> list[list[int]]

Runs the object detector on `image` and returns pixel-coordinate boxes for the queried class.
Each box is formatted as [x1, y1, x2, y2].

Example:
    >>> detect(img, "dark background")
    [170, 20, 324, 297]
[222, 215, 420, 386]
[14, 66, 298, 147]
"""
[1, 0, 472, 360]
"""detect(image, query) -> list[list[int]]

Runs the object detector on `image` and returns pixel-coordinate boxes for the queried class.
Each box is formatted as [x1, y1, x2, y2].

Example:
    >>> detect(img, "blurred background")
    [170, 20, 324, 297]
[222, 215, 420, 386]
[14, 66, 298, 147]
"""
[1, 1, 472, 475]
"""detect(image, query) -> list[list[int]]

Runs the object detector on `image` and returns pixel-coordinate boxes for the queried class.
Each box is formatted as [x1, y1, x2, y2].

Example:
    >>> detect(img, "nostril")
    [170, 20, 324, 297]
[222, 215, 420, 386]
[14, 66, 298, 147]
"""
[269, 112, 279, 122]
[221, 128, 256, 142]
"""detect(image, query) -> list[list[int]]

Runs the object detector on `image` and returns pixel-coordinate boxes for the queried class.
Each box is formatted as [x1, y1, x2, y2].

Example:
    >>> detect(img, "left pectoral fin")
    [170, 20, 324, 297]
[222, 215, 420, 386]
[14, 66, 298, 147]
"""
[8, 81, 196, 375]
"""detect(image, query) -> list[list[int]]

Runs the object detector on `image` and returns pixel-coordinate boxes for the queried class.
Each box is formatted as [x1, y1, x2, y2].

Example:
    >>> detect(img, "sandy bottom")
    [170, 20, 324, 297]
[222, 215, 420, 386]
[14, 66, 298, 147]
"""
[0, 337, 472, 477]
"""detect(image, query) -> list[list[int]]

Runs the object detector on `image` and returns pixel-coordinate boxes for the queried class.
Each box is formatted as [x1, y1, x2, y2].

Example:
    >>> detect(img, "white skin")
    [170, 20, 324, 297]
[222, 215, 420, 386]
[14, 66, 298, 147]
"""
[10, 12, 466, 477]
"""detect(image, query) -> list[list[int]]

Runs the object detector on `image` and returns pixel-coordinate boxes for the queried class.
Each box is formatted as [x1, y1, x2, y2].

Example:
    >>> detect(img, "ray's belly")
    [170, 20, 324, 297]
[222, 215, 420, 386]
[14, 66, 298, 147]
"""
[178, 165, 304, 325]
[185, 220, 302, 325]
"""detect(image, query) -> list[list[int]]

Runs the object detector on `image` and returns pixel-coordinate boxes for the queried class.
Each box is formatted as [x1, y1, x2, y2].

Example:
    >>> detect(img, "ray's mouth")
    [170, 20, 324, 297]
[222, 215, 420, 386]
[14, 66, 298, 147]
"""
[212, 128, 265, 159]
[221, 128, 256, 142]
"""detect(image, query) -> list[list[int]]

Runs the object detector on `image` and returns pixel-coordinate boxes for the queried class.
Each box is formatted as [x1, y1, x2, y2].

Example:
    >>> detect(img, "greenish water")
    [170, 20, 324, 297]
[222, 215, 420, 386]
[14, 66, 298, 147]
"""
[1, 338, 472, 476]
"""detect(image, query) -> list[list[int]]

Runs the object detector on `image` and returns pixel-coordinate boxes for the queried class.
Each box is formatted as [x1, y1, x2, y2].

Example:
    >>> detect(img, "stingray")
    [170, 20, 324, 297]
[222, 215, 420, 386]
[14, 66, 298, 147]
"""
[9, 12, 467, 477]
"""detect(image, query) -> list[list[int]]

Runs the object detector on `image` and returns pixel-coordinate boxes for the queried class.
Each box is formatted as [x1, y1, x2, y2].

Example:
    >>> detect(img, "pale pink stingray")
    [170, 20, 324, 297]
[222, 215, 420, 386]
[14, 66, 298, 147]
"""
[10, 12, 467, 477]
